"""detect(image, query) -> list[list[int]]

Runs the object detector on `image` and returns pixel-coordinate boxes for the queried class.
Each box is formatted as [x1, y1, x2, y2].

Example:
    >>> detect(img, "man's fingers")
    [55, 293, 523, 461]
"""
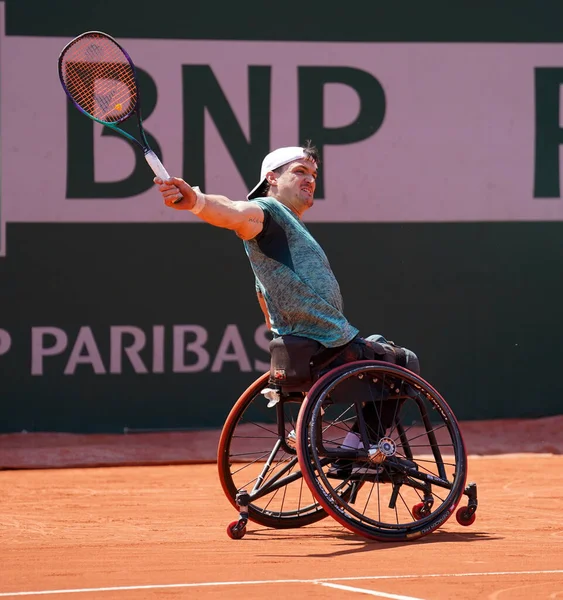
[165, 192, 183, 207]
[154, 176, 187, 208]
[160, 183, 181, 196]
[154, 176, 183, 191]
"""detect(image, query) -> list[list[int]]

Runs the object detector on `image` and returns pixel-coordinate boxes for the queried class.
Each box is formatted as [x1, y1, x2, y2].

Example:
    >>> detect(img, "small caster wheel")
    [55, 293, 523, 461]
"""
[412, 502, 430, 520]
[455, 506, 476, 526]
[227, 520, 247, 539]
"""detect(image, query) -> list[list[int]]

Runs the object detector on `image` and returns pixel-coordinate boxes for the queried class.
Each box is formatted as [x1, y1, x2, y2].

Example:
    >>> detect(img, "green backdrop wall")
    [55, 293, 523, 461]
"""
[1, 0, 562, 432]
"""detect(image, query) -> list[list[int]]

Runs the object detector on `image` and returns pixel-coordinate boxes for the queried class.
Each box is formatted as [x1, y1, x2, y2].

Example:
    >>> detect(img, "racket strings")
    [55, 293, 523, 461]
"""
[61, 34, 137, 124]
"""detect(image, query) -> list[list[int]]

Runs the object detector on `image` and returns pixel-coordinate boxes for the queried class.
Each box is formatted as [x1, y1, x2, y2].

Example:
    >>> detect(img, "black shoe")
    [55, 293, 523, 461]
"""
[327, 459, 354, 479]
[351, 456, 418, 481]
[385, 455, 418, 472]
[351, 463, 385, 477]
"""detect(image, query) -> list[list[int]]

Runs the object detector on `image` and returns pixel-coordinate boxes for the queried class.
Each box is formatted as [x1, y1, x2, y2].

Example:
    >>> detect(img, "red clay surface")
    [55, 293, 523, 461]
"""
[1, 415, 562, 469]
[0, 416, 562, 599]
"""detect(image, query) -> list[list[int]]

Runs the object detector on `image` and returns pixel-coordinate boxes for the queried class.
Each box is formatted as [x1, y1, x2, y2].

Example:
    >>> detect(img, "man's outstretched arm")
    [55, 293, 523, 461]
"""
[154, 176, 264, 241]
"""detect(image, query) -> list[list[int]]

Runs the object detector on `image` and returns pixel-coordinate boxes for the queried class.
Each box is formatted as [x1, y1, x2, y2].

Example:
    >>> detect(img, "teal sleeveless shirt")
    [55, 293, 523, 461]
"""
[243, 198, 359, 348]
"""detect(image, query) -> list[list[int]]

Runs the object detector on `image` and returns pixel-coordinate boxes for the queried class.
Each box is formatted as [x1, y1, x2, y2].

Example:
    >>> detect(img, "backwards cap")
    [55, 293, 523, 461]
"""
[247, 146, 309, 200]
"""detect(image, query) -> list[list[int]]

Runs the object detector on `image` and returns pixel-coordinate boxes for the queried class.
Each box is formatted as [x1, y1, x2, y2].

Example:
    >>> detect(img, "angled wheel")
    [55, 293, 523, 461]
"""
[226, 520, 247, 539]
[412, 502, 429, 521]
[297, 361, 468, 541]
[455, 506, 476, 526]
[218, 373, 328, 529]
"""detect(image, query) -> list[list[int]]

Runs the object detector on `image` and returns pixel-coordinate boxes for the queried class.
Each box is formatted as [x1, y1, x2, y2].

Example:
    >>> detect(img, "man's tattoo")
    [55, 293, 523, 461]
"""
[248, 217, 263, 224]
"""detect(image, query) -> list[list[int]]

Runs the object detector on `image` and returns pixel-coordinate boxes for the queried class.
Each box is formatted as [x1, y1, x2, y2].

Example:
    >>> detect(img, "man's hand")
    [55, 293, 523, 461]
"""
[154, 177, 197, 210]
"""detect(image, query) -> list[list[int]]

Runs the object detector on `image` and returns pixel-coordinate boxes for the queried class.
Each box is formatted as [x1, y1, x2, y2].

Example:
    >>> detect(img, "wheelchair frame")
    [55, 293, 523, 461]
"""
[217, 360, 478, 541]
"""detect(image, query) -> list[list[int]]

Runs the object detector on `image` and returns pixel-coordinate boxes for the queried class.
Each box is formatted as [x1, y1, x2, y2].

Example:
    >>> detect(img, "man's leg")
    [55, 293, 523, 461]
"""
[327, 335, 421, 478]
[356, 335, 421, 440]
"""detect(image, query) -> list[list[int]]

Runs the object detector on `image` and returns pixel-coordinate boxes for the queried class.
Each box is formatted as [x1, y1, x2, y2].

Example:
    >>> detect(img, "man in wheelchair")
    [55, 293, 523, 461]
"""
[155, 141, 420, 479]
[156, 142, 479, 540]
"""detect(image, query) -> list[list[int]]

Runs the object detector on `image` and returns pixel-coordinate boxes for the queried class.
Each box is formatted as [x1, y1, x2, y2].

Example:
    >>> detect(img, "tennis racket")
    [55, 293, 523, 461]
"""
[58, 31, 182, 201]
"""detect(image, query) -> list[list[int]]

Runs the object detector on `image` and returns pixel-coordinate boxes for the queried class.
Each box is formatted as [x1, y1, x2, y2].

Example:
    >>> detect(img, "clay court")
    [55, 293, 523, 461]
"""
[1, 417, 562, 600]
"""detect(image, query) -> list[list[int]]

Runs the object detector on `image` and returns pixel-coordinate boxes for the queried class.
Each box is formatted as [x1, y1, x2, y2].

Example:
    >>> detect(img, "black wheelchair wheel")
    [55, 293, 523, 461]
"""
[218, 373, 329, 529]
[296, 361, 468, 541]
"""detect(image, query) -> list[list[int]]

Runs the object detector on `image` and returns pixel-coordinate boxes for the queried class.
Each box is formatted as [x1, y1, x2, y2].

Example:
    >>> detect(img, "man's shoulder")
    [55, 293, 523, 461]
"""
[251, 197, 298, 222]
[250, 196, 280, 210]
[250, 197, 288, 221]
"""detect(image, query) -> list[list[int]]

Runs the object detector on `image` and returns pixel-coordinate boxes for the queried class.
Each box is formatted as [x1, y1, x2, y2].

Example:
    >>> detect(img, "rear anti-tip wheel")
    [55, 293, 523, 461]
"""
[226, 521, 247, 539]
[455, 506, 476, 526]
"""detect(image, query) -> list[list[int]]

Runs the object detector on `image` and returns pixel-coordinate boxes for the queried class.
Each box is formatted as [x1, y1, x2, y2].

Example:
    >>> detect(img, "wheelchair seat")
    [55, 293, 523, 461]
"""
[268, 334, 348, 393]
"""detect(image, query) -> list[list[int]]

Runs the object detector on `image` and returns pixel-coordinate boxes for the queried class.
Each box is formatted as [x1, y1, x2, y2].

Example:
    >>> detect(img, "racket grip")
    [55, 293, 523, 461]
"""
[145, 149, 171, 180]
[145, 150, 183, 204]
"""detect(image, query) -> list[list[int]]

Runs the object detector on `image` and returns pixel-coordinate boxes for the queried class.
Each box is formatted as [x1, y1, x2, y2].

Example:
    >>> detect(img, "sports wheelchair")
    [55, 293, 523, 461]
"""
[217, 335, 478, 541]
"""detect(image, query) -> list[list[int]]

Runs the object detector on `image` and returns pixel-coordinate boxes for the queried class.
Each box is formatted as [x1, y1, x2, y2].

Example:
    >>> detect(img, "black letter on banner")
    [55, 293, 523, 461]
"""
[298, 67, 386, 198]
[182, 65, 271, 192]
[66, 68, 164, 198]
[534, 68, 563, 198]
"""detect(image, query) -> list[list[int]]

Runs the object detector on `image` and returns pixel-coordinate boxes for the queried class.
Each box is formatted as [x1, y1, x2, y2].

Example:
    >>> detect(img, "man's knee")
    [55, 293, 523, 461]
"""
[364, 334, 420, 375]
[404, 348, 420, 375]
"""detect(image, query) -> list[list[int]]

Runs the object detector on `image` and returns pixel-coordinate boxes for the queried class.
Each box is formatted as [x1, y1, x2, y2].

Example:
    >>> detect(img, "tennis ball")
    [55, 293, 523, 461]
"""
[115, 103, 122, 111]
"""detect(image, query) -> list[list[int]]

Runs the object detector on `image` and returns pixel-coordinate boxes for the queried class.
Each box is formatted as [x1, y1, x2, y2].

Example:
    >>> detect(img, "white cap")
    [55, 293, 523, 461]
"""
[247, 146, 308, 200]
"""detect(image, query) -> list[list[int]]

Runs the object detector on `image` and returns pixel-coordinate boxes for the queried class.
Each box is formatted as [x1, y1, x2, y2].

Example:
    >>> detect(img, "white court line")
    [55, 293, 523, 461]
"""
[318, 581, 424, 600]
[0, 570, 562, 597]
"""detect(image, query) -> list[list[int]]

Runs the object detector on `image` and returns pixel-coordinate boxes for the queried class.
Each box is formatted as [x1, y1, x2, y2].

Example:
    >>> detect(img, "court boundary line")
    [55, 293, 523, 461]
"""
[0, 569, 562, 597]
[317, 582, 425, 600]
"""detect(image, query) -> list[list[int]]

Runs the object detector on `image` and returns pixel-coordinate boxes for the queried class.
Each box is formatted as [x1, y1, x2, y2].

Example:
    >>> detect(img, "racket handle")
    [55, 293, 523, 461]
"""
[145, 150, 184, 204]
[145, 149, 171, 180]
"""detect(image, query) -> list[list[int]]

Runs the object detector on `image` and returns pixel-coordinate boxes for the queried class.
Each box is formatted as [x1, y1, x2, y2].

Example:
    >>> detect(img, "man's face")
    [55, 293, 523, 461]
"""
[269, 158, 318, 214]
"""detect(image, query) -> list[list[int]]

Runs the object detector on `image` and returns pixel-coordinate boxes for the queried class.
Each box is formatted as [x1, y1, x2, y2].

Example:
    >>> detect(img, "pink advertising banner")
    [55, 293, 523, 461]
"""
[1, 12, 563, 258]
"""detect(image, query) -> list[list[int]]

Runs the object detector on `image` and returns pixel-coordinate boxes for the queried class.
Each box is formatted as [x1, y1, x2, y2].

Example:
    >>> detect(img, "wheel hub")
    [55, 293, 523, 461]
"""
[368, 437, 396, 464]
